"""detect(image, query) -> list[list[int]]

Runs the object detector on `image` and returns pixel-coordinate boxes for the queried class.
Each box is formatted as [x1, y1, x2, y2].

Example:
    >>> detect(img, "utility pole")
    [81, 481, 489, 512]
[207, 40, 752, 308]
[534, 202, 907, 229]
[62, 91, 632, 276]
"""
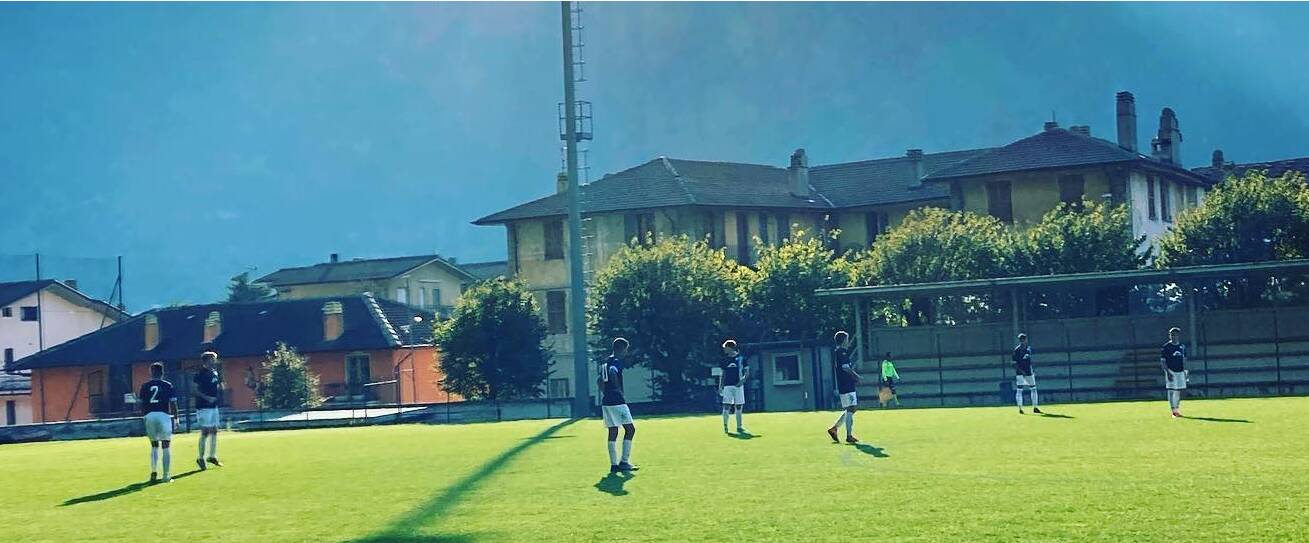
[561, 1, 590, 418]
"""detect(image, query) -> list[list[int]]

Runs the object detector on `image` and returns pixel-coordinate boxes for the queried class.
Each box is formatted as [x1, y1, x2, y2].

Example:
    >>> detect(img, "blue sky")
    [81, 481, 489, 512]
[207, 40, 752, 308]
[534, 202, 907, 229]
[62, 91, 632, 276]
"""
[2, 2, 1306, 308]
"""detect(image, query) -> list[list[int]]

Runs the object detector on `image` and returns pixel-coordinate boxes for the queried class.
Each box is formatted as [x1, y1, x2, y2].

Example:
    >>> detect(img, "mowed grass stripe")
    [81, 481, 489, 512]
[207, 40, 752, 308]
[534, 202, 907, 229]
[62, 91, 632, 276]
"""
[0, 398, 1305, 542]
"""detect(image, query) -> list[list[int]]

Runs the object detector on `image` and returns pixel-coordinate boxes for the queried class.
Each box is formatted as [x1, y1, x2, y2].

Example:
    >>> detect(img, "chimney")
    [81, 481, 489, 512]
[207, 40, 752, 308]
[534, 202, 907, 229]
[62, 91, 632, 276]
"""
[1043, 121, 1060, 132]
[1070, 125, 1091, 136]
[786, 149, 809, 197]
[330, 253, 339, 263]
[143, 314, 160, 351]
[1116, 91, 1138, 152]
[1211, 149, 1225, 169]
[1151, 108, 1183, 165]
[906, 149, 925, 186]
[203, 311, 221, 344]
[556, 172, 569, 194]
[64, 279, 78, 291]
[322, 301, 344, 341]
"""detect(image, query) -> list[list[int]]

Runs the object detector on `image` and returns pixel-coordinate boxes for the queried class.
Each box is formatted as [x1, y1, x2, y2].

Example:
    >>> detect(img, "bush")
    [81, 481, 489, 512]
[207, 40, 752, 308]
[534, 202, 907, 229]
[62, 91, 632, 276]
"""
[257, 342, 323, 410]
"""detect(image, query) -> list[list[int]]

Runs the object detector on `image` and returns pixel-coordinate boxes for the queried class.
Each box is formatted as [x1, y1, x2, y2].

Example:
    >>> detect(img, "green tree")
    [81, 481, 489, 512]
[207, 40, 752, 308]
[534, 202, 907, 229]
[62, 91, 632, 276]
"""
[257, 342, 324, 409]
[433, 278, 552, 400]
[1158, 170, 1309, 267]
[589, 235, 745, 402]
[227, 271, 274, 302]
[742, 230, 851, 342]
[1012, 199, 1148, 275]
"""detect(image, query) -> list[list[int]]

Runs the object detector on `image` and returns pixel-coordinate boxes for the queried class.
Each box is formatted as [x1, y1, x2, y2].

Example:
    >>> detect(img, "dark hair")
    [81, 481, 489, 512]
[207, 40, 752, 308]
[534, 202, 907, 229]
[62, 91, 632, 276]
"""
[1018, 333, 1028, 341]
[150, 362, 165, 377]
[612, 338, 630, 352]
[722, 339, 737, 350]
[834, 331, 849, 342]
[884, 352, 891, 358]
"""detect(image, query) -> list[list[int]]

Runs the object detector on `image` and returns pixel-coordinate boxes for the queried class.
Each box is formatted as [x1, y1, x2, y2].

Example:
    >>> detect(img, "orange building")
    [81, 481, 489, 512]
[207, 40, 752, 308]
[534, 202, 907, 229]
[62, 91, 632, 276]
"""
[9, 294, 458, 423]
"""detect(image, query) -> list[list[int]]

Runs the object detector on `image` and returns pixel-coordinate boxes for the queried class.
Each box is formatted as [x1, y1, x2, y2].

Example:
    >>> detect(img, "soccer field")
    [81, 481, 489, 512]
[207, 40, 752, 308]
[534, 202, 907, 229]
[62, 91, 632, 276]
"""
[2, 398, 1305, 543]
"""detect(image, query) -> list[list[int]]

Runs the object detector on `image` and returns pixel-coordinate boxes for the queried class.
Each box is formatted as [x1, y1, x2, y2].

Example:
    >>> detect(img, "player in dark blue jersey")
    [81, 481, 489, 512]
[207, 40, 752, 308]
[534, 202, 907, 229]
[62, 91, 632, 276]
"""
[1161, 327, 1188, 417]
[193, 351, 224, 470]
[1012, 333, 1041, 414]
[718, 339, 749, 434]
[599, 338, 637, 473]
[138, 362, 178, 483]
[827, 331, 863, 444]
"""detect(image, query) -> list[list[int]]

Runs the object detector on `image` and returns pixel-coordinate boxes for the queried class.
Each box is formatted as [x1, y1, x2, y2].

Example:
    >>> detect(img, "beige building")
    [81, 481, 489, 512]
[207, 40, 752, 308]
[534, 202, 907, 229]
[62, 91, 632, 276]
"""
[257, 254, 507, 315]
[474, 90, 1221, 404]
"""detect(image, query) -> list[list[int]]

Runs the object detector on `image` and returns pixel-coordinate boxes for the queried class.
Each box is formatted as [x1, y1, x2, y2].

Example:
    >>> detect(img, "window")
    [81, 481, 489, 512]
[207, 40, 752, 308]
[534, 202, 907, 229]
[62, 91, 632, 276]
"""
[394, 287, 408, 305]
[1147, 176, 1158, 220]
[87, 370, 106, 414]
[986, 181, 1013, 224]
[1, 307, 10, 318]
[5, 400, 14, 426]
[700, 211, 724, 248]
[549, 378, 570, 398]
[430, 287, 442, 308]
[624, 213, 656, 245]
[417, 289, 425, 308]
[3, 348, 12, 366]
[1160, 179, 1172, 222]
[824, 213, 840, 249]
[777, 212, 791, 242]
[544, 219, 565, 260]
[773, 353, 801, 384]
[1185, 186, 1198, 208]
[735, 212, 751, 264]
[758, 213, 770, 246]
[865, 211, 889, 247]
[1058, 175, 1086, 209]
[546, 291, 567, 334]
[345, 354, 371, 399]
[20, 306, 38, 322]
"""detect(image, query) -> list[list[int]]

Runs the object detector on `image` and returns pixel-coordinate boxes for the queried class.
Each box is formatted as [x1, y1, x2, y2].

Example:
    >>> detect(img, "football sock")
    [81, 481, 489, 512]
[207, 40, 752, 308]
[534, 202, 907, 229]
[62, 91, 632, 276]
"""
[1031, 389, 1039, 408]
[208, 433, 217, 458]
[721, 408, 730, 429]
[1016, 389, 1024, 409]
[735, 409, 743, 429]
[844, 411, 854, 436]
[162, 449, 171, 478]
[198, 433, 207, 459]
[151, 446, 159, 472]
[607, 441, 618, 465]
[621, 439, 632, 463]
[832, 411, 846, 429]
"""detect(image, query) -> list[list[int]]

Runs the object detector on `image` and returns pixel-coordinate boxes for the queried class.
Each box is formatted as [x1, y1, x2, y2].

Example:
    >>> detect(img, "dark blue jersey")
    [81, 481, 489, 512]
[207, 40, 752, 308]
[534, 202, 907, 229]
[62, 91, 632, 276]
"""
[720, 354, 746, 387]
[600, 356, 626, 406]
[1012, 344, 1033, 376]
[138, 379, 176, 415]
[833, 345, 857, 394]
[193, 367, 222, 408]
[1162, 342, 1186, 372]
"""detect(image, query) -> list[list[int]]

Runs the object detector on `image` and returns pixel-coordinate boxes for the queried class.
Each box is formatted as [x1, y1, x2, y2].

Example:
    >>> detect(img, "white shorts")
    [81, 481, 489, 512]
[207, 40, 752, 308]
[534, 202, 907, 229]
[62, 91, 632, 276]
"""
[1165, 369, 1188, 390]
[839, 391, 858, 409]
[720, 385, 745, 405]
[601, 404, 634, 428]
[196, 407, 220, 428]
[1015, 374, 1037, 388]
[144, 412, 173, 442]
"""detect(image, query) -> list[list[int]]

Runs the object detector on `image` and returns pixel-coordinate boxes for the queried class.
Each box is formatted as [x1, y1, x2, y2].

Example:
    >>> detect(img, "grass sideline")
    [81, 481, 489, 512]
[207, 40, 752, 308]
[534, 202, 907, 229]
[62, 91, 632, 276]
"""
[1, 397, 1305, 542]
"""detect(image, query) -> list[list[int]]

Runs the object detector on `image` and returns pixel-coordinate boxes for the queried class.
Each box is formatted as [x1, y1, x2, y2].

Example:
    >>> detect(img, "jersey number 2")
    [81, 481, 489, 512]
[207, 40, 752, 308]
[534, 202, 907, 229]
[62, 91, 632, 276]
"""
[148, 385, 160, 404]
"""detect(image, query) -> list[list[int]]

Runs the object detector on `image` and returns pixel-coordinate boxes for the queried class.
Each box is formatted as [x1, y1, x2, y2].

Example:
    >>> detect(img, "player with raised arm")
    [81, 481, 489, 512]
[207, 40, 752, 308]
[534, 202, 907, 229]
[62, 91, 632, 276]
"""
[1013, 333, 1041, 414]
[718, 339, 749, 434]
[1162, 327, 1188, 417]
[599, 338, 638, 473]
[827, 331, 862, 444]
[194, 351, 224, 470]
[139, 362, 178, 483]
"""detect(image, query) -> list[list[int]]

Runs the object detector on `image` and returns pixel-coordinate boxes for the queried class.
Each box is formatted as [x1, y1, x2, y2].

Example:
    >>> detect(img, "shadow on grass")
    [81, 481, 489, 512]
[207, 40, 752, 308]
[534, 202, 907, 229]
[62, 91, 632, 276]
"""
[729, 431, 761, 440]
[1183, 416, 1252, 424]
[60, 469, 203, 507]
[853, 443, 890, 458]
[594, 472, 636, 497]
[346, 418, 581, 543]
[1038, 412, 1075, 419]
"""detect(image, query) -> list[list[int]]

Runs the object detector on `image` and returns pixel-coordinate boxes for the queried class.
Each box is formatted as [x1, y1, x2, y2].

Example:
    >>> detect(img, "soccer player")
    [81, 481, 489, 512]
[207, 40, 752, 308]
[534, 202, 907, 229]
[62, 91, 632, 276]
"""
[827, 331, 862, 444]
[879, 352, 901, 408]
[1161, 327, 1188, 417]
[1013, 333, 1041, 414]
[194, 351, 224, 470]
[139, 362, 177, 483]
[599, 338, 637, 473]
[718, 339, 749, 434]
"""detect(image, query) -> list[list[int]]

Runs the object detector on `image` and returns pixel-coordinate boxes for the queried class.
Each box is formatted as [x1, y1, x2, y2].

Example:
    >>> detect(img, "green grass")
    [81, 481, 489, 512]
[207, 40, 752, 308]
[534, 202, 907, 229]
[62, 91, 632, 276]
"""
[2, 397, 1306, 542]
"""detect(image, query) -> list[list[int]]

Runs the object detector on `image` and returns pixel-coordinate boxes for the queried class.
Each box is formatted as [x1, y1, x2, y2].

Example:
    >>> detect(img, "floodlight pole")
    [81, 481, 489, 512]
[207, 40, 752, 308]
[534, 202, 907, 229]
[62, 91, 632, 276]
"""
[562, 1, 590, 418]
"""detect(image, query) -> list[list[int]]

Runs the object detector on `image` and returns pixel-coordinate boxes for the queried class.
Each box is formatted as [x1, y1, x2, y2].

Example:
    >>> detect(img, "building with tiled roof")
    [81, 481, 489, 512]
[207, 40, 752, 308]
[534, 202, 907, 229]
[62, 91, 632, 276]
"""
[257, 253, 501, 316]
[1193, 151, 1309, 183]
